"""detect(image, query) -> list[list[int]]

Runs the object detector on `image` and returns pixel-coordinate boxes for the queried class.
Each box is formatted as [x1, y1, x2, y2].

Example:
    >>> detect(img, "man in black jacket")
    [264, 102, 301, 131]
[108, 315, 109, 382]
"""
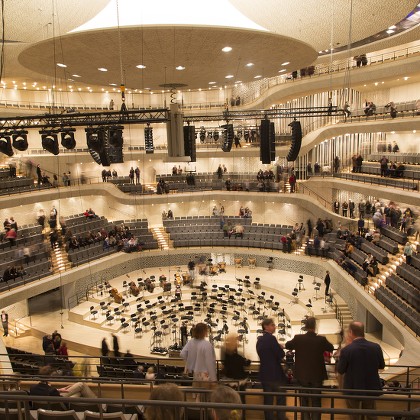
[337, 322, 385, 420]
[286, 317, 334, 420]
[256, 318, 287, 420]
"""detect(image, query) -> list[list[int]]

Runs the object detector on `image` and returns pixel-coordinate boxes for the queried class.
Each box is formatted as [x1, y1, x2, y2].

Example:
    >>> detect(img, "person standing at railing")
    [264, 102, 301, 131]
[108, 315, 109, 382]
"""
[257, 318, 287, 420]
[286, 317, 334, 420]
[337, 321, 385, 420]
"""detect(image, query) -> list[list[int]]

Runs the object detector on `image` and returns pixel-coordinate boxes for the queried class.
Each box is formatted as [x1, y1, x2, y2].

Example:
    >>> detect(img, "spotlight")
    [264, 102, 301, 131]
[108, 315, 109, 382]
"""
[144, 124, 154, 154]
[40, 130, 59, 155]
[108, 126, 123, 147]
[12, 130, 28, 151]
[61, 128, 76, 150]
[0, 132, 14, 156]
[213, 131, 220, 141]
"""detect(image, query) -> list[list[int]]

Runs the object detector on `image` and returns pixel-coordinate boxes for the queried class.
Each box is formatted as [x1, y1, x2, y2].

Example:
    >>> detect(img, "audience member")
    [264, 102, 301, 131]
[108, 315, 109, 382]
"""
[210, 386, 242, 420]
[145, 383, 184, 420]
[256, 318, 287, 420]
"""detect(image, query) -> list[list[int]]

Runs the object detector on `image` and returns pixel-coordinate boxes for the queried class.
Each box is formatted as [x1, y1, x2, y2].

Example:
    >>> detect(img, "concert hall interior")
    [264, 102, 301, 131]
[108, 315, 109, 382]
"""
[0, 0, 419, 396]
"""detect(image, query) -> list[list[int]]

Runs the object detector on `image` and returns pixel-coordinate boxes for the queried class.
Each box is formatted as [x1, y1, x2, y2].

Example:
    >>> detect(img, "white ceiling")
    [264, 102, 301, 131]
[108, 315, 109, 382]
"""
[0, 0, 418, 91]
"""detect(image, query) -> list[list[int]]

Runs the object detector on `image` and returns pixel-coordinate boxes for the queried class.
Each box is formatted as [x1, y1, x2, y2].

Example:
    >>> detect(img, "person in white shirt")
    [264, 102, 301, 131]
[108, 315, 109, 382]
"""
[180, 322, 217, 391]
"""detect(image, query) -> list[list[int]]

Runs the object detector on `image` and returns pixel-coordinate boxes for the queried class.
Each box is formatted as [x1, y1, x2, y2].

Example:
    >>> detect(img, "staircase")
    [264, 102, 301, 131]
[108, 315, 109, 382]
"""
[151, 226, 171, 250]
[9, 319, 31, 338]
[334, 296, 354, 330]
[50, 232, 72, 274]
[144, 183, 157, 193]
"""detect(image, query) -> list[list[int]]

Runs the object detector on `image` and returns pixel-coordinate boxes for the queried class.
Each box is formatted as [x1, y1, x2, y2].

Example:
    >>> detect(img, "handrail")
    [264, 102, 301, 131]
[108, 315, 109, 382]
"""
[299, 183, 330, 210]
[237, 43, 420, 105]
[333, 173, 419, 193]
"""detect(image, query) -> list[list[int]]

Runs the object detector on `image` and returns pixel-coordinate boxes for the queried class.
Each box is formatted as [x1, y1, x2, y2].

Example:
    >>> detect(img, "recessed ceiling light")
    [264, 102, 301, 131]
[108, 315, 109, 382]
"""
[391, 131, 395, 134]
[136, 64, 146, 69]
[374, 82, 378, 86]
[225, 75, 234, 79]
[254, 75, 262, 78]
[208, 81, 216, 85]
[72, 74, 81, 78]
[403, 76, 409, 80]
[318, 51, 323, 54]
[281, 61, 290, 66]
[235, 80, 242, 83]
[222, 46, 232, 52]
[278, 69, 286, 73]
[388, 25, 397, 30]
[245, 63, 254, 67]
[109, 83, 117, 86]
[98, 67, 108, 72]
[413, 130, 417, 133]
[176, 66, 185, 70]
[57, 63, 67, 68]
[386, 29, 394, 34]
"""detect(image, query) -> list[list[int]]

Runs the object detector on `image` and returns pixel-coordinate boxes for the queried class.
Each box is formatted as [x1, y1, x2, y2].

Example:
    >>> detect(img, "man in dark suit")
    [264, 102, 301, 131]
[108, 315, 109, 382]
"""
[324, 271, 331, 296]
[286, 317, 334, 420]
[256, 318, 287, 420]
[337, 322, 385, 420]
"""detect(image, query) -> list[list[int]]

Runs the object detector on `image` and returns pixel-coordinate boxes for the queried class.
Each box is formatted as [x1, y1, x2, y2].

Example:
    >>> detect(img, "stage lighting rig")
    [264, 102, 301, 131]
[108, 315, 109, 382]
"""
[61, 128, 76, 150]
[0, 132, 14, 156]
[12, 130, 28, 151]
[40, 130, 60, 155]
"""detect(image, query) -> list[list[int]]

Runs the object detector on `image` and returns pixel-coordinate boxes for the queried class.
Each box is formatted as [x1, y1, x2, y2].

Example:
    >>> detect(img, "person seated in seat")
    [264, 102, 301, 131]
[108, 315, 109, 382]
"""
[29, 365, 98, 398]
[233, 224, 244, 238]
[396, 164, 405, 178]
[343, 241, 354, 257]
[145, 383, 183, 420]
[83, 208, 96, 219]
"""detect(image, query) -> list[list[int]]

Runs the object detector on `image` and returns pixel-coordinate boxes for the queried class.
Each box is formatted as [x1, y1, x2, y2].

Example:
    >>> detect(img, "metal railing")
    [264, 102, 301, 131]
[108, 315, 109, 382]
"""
[0, 375, 419, 420]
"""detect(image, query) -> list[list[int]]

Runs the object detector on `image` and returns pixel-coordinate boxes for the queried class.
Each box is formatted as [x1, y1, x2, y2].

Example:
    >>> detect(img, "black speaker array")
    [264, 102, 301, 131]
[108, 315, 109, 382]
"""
[144, 126, 154, 154]
[286, 120, 302, 162]
[260, 119, 275, 164]
[183, 125, 196, 162]
[221, 124, 234, 152]
[85, 127, 124, 166]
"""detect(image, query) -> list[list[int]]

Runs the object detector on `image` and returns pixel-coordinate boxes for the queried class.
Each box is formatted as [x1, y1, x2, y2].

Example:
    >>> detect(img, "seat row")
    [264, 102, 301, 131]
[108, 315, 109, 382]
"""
[368, 152, 420, 165]
[374, 287, 420, 336]
[386, 274, 420, 311]
[361, 163, 420, 180]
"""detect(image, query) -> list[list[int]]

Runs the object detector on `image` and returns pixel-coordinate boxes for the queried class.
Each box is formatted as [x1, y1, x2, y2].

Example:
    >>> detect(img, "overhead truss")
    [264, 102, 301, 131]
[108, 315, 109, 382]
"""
[0, 106, 343, 130]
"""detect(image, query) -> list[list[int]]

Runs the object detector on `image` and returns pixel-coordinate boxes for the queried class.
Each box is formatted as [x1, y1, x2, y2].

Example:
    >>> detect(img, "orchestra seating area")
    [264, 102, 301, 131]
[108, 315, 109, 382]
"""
[360, 162, 420, 180]
[156, 172, 278, 193]
[163, 216, 294, 248]
[66, 216, 158, 267]
[0, 224, 51, 293]
[0, 168, 50, 196]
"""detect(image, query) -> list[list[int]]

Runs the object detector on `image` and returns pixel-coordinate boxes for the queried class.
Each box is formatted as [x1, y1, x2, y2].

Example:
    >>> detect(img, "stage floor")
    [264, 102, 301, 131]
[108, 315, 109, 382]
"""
[7, 264, 401, 365]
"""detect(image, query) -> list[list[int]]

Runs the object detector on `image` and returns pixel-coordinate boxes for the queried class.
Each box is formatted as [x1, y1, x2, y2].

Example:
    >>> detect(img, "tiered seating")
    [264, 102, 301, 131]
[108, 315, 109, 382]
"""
[368, 153, 420, 165]
[0, 224, 51, 292]
[6, 346, 73, 375]
[164, 216, 292, 249]
[380, 226, 407, 245]
[0, 169, 51, 196]
[396, 262, 420, 289]
[377, 236, 399, 254]
[409, 253, 420, 271]
[386, 274, 420, 311]
[359, 238, 389, 264]
[157, 172, 277, 193]
[374, 287, 420, 336]
[112, 219, 158, 250]
[360, 162, 420, 180]
[66, 217, 158, 267]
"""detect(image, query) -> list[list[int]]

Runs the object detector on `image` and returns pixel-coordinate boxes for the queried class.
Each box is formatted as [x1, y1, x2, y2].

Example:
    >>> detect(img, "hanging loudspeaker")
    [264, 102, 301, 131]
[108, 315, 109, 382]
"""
[286, 120, 302, 162]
